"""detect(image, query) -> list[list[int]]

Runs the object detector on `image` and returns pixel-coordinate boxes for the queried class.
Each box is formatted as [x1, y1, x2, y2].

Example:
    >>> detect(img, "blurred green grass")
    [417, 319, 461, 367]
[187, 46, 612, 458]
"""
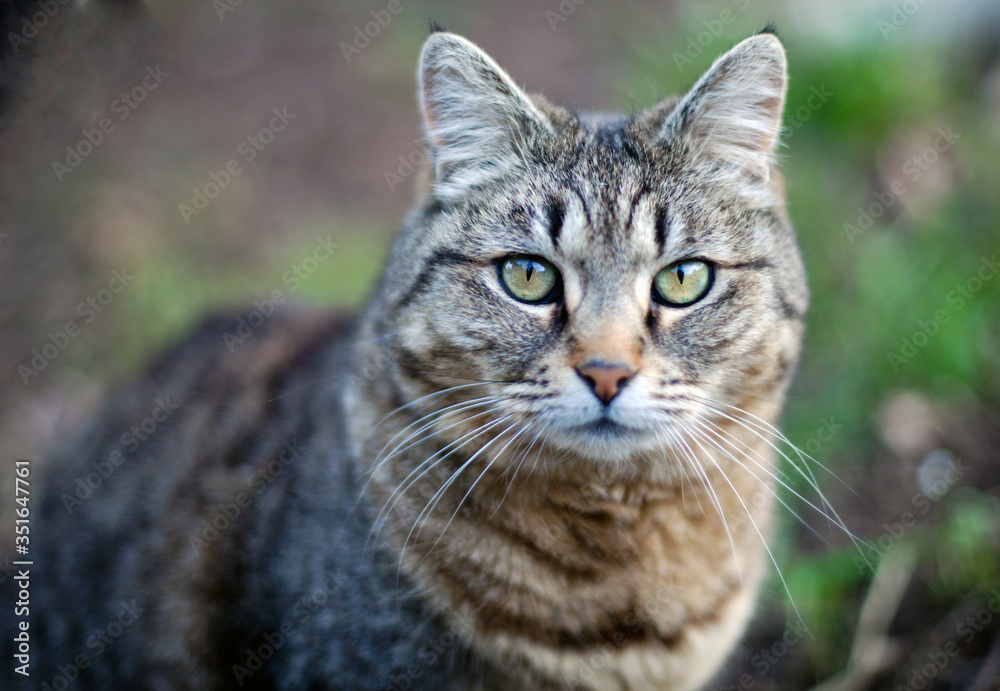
[91, 214, 389, 379]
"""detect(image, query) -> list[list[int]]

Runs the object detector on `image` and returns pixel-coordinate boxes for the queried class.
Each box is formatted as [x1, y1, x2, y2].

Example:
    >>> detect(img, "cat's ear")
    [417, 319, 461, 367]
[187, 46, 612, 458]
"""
[655, 33, 787, 181]
[418, 32, 554, 200]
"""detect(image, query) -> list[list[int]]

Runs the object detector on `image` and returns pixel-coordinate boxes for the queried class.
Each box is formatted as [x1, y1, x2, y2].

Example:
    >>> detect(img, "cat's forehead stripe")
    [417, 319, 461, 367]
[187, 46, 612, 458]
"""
[567, 181, 595, 233]
[544, 196, 565, 249]
[623, 180, 652, 239]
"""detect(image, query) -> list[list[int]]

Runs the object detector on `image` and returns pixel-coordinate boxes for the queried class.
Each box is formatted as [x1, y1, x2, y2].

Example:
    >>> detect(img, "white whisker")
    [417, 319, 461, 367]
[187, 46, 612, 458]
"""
[399, 416, 516, 578]
[666, 424, 744, 586]
[369, 408, 507, 547]
[682, 423, 805, 628]
[696, 397, 873, 566]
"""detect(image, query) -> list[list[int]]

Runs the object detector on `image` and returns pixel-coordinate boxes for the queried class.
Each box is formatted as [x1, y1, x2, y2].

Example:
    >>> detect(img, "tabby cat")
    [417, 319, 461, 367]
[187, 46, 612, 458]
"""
[4, 28, 808, 690]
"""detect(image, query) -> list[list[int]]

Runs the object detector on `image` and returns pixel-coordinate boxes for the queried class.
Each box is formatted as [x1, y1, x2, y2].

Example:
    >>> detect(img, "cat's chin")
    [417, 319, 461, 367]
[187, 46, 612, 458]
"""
[540, 417, 682, 466]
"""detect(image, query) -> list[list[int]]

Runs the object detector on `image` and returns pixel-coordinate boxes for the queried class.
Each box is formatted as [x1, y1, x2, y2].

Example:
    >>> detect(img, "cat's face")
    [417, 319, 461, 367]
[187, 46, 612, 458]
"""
[368, 32, 806, 466]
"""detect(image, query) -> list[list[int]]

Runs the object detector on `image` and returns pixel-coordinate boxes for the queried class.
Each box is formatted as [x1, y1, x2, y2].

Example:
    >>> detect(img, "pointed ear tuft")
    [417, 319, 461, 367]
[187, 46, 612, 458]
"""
[418, 32, 553, 200]
[427, 18, 448, 34]
[658, 33, 787, 181]
[757, 23, 780, 39]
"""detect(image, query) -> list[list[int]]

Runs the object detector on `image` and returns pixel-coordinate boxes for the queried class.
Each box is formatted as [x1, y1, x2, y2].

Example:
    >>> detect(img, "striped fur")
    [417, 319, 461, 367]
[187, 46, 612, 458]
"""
[350, 29, 805, 690]
[2, 31, 806, 690]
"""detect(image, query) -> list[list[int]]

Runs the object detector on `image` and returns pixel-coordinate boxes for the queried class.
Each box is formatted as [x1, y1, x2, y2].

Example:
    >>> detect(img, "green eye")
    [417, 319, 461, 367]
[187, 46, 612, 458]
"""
[499, 255, 560, 304]
[652, 260, 713, 306]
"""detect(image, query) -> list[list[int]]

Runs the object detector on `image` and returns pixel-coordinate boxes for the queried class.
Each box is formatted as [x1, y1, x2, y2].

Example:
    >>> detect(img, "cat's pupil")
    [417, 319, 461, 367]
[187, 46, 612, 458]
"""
[499, 255, 559, 303]
[653, 260, 713, 306]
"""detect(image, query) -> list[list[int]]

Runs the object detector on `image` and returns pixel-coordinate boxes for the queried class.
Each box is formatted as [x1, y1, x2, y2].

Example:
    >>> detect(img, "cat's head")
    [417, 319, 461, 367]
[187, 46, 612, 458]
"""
[360, 30, 807, 466]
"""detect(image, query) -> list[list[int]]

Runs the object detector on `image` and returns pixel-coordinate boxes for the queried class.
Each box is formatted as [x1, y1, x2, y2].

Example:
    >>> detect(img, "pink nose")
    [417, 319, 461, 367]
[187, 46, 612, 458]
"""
[576, 361, 635, 404]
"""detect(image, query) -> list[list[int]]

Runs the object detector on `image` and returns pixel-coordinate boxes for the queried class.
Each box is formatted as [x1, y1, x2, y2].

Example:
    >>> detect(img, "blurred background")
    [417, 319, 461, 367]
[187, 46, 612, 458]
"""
[0, 0, 998, 687]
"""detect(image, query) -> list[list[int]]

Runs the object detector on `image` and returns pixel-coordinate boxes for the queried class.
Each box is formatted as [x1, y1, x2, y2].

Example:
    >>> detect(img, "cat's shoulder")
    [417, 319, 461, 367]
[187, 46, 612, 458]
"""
[143, 305, 355, 391]
[43, 305, 356, 499]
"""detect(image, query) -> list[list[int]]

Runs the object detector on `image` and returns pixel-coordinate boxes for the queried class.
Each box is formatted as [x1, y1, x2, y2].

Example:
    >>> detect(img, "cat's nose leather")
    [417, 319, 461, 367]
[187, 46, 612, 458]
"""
[576, 360, 635, 404]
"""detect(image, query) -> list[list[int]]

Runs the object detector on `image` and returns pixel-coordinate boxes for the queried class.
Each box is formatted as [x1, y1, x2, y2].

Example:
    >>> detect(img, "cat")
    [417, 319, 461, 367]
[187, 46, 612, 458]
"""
[3, 27, 809, 691]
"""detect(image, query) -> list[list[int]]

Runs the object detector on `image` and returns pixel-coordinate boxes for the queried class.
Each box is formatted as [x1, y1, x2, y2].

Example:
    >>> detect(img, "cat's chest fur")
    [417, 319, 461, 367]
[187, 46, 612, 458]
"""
[360, 395, 777, 691]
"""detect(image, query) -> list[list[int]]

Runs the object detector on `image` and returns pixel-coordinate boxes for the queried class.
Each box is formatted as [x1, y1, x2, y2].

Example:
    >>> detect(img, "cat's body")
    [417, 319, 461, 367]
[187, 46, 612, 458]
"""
[3, 30, 807, 690]
[14, 310, 493, 690]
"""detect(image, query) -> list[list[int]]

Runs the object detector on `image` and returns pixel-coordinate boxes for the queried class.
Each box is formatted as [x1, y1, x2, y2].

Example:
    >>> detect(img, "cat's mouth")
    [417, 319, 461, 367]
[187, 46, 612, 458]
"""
[535, 404, 689, 463]
[574, 416, 640, 439]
